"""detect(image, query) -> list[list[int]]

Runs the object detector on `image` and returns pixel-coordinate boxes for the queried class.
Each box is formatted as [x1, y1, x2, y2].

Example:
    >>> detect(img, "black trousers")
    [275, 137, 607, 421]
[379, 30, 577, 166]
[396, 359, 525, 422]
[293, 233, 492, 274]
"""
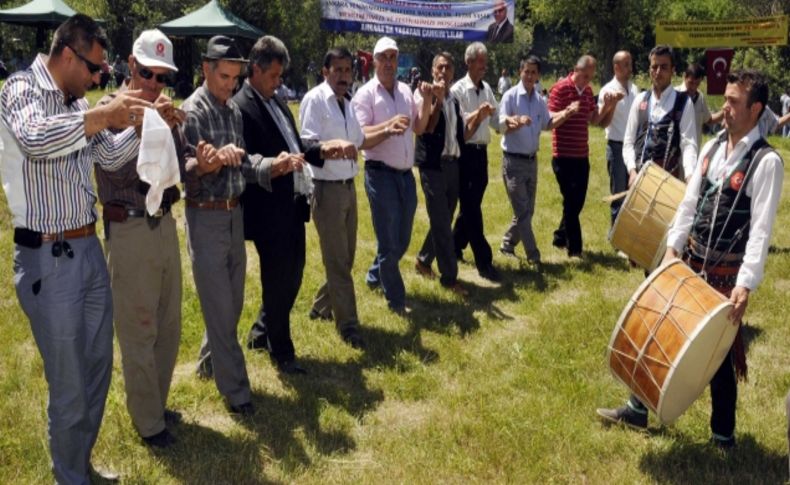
[631, 352, 737, 437]
[453, 145, 493, 270]
[551, 156, 589, 254]
[248, 217, 306, 363]
[417, 160, 460, 286]
[606, 140, 628, 226]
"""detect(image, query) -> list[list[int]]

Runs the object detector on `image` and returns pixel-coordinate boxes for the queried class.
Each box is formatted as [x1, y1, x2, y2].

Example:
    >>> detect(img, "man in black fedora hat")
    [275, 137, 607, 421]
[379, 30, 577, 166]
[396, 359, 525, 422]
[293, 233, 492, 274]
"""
[179, 35, 268, 415]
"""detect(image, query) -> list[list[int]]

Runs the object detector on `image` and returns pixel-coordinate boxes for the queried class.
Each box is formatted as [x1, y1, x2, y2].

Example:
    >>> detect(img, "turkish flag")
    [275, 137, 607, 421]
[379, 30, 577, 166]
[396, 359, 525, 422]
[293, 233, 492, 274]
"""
[706, 49, 734, 95]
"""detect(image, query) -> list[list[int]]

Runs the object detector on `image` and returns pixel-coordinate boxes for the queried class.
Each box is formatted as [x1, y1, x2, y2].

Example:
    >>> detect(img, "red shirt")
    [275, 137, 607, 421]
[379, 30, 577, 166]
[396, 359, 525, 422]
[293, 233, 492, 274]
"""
[548, 74, 595, 158]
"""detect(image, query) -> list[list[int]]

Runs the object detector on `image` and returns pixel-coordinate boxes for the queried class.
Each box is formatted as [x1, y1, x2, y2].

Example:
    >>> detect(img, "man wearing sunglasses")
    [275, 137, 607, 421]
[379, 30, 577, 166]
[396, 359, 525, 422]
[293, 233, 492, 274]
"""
[94, 29, 185, 450]
[0, 13, 152, 484]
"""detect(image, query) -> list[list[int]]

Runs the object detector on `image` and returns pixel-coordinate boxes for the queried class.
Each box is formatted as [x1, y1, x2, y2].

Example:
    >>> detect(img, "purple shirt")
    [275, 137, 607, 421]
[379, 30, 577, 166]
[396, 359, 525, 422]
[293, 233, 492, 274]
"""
[351, 75, 419, 170]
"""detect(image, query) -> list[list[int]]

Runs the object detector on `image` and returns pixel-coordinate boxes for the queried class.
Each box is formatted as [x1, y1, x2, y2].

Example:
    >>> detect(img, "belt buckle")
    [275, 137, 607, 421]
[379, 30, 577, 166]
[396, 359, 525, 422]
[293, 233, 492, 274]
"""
[152, 208, 164, 218]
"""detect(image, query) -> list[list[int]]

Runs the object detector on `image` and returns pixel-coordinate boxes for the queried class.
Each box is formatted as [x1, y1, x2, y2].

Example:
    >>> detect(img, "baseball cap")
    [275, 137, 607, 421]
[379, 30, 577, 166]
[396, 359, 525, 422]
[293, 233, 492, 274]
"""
[133, 29, 178, 72]
[203, 35, 247, 63]
[373, 37, 398, 56]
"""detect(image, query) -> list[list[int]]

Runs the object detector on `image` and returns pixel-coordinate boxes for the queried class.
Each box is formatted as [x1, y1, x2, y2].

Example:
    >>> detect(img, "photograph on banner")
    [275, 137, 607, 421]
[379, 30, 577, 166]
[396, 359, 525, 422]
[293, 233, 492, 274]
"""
[320, 0, 516, 44]
[656, 15, 788, 48]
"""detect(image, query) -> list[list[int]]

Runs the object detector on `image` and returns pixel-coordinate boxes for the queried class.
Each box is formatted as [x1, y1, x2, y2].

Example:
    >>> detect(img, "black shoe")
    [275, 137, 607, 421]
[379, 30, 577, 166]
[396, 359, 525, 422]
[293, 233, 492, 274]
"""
[246, 333, 269, 352]
[276, 359, 308, 375]
[552, 237, 567, 249]
[164, 408, 182, 426]
[90, 464, 120, 482]
[341, 328, 366, 349]
[478, 265, 502, 282]
[309, 309, 333, 321]
[499, 245, 518, 258]
[227, 401, 255, 416]
[596, 405, 648, 431]
[710, 436, 736, 450]
[196, 357, 213, 380]
[142, 428, 176, 448]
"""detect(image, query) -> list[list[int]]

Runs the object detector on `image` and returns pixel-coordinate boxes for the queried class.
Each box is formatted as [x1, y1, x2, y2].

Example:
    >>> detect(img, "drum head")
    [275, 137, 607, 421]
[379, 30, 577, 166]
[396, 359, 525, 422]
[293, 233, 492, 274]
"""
[655, 302, 737, 423]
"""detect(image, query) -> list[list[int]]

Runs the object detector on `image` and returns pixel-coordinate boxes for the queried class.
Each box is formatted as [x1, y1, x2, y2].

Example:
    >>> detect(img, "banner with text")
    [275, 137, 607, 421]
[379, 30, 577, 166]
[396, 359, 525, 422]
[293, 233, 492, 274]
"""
[320, 0, 516, 44]
[656, 16, 788, 48]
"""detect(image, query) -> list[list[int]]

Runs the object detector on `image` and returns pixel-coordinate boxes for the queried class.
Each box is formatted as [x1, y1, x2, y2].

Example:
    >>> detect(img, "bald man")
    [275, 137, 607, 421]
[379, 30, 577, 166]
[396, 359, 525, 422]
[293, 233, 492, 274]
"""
[598, 51, 639, 225]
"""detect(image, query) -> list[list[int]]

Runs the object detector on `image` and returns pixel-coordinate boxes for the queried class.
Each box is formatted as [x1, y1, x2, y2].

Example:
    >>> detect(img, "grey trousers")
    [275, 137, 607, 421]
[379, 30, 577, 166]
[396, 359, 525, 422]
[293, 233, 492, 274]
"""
[14, 235, 113, 485]
[310, 179, 360, 333]
[186, 206, 251, 406]
[106, 214, 181, 438]
[417, 160, 460, 286]
[501, 152, 541, 262]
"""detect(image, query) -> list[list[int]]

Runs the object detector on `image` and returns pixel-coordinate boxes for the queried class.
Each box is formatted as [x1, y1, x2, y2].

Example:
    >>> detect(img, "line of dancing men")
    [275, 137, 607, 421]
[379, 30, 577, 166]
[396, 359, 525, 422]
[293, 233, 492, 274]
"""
[0, 14, 785, 484]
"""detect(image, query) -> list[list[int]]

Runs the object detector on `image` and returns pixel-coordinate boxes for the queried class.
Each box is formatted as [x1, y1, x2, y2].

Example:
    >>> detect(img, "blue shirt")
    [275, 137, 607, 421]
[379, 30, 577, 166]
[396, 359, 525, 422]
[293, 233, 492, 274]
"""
[499, 82, 550, 156]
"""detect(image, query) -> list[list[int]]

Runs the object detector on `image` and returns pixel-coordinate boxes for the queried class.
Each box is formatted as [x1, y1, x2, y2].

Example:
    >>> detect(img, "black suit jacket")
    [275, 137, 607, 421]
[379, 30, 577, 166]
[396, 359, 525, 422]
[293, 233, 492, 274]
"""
[233, 82, 322, 241]
[487, 19, 514, 43]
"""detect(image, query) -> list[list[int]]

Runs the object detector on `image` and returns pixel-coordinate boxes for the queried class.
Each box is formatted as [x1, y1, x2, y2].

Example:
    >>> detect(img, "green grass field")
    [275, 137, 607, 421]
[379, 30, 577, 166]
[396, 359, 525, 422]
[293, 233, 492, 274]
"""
[0, 87, 789, 484]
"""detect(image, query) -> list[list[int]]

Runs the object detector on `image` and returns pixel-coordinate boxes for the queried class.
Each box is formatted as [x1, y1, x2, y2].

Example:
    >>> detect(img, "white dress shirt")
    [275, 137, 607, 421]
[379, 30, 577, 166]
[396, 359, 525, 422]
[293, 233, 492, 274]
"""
[450, 74, 499, 145]
[667, 125, 784, 290]
[623, 86, 698, 177]
[299, 81, 364, 180]
[598, 77, 639, 142]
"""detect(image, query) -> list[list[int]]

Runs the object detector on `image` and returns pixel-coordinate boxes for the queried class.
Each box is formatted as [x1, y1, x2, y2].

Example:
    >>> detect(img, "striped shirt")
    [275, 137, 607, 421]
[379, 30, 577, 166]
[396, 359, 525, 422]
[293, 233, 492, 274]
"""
[548, 74, 595, 158]
[0, 54, 141, 233]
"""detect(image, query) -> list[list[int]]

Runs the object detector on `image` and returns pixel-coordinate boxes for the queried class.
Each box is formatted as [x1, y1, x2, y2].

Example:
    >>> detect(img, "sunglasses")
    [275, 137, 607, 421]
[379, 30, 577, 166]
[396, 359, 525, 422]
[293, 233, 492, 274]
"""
[138, 66, 170, 84]
[65, 44, 102, 74]
[494, 7, 507, 14]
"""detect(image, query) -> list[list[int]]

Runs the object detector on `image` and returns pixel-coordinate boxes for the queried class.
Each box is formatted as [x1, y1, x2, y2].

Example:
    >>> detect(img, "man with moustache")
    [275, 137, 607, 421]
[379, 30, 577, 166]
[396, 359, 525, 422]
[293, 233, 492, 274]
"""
[352, 36, 433, 314]
[600, 70, 783, 450]
[498, 55, 580, 267]
[300, 47, 392, 348]
[413, 51, 471, 295]
[597, 50, 640, 225]
[180, 36, 261, 414]
[95, 29, 185, 449]
[0, 14, 151, 483]
[235, 36, 321, 374]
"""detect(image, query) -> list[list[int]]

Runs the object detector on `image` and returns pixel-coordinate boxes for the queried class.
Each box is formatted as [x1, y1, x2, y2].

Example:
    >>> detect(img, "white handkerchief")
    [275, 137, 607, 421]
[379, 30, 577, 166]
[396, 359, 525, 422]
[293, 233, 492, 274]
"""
[137, 107, 180, 216]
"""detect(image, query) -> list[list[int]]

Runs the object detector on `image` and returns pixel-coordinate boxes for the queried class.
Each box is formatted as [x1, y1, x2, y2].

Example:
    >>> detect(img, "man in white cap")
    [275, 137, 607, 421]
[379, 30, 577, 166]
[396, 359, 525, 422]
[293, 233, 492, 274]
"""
[94, 28, 185, 448]
[352, 36, 432, 314]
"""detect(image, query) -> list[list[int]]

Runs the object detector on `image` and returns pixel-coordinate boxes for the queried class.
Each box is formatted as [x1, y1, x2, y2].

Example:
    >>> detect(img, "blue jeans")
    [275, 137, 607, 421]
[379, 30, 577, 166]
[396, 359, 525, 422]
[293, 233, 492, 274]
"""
[364, 165, 417, 310]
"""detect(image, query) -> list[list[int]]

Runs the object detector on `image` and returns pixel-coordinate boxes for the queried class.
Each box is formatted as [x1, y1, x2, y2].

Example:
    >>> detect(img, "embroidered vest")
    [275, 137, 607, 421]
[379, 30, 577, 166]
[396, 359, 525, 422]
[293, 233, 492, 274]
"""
[634, 91, 689, 178]
[690, 135, 772, 257]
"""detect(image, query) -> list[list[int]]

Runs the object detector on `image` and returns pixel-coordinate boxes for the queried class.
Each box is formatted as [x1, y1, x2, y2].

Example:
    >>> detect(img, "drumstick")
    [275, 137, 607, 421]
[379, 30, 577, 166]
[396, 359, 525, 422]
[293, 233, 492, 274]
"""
[601, 191, 628, 203]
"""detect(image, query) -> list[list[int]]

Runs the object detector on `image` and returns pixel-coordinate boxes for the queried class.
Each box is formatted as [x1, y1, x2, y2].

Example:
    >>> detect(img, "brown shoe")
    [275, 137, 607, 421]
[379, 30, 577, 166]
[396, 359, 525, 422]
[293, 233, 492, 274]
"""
[415, 260, 436, 279]
[442, 280, 469, 298]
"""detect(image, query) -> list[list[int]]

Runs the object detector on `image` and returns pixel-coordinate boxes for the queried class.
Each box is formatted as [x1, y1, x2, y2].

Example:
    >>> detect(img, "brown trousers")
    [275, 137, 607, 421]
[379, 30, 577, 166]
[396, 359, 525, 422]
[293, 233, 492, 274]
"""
[106, 214, 181, 438]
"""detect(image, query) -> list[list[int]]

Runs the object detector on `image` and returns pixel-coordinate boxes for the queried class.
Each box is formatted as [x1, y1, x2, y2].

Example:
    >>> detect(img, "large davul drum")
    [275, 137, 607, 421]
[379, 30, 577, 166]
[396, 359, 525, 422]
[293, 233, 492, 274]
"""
[607, 259, 736, 423]
[609, 162, 686, 271]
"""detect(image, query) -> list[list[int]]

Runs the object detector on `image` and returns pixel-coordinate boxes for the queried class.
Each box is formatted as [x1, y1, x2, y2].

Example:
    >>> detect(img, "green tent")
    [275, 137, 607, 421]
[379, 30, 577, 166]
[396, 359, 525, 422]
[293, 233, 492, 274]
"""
[159, 0, 263, 39]
[0, 0, 76, 25]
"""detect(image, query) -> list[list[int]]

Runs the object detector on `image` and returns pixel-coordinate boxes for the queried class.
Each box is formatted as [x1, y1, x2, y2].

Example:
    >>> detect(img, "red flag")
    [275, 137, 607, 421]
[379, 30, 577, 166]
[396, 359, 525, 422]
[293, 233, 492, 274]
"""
[357, 50, 373, 81]
[706, 49, 734, 95]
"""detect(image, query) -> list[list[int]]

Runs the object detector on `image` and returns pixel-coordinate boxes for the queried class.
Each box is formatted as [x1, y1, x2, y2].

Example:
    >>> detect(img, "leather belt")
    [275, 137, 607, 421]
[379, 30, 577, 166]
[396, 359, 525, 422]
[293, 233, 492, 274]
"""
[41, 223, 95, 242]
[186, 198, 239, 210]
[126, 206, 171, 218]
[504, 151, 537, 160]
[466, 143, 488, 151]
[365, 160, 410, 174]
[315, 178, 355, 185]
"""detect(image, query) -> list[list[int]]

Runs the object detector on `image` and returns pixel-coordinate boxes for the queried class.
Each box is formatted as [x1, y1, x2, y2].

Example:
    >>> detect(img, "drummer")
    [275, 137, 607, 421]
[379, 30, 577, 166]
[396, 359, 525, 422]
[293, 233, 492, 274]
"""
[622, 45, 697, 184]
[598, 69, 784, 449]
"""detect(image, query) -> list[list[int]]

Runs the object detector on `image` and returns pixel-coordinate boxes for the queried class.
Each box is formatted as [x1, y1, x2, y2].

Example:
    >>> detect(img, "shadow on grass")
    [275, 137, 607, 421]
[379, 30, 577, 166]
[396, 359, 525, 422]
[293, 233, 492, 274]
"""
[153, 421, 276, 485]
[768, 245, 790, 255]
[571, 250, 632, 273]
[740, 323, 763, 355]
[639, 433, 787, 484]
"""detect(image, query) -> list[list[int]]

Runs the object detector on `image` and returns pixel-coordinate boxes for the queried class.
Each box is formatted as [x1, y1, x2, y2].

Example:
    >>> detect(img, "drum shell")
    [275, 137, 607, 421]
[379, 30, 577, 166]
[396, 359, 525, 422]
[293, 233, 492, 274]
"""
[607, 259, 736, 423]
[609, 163, 686, 270]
